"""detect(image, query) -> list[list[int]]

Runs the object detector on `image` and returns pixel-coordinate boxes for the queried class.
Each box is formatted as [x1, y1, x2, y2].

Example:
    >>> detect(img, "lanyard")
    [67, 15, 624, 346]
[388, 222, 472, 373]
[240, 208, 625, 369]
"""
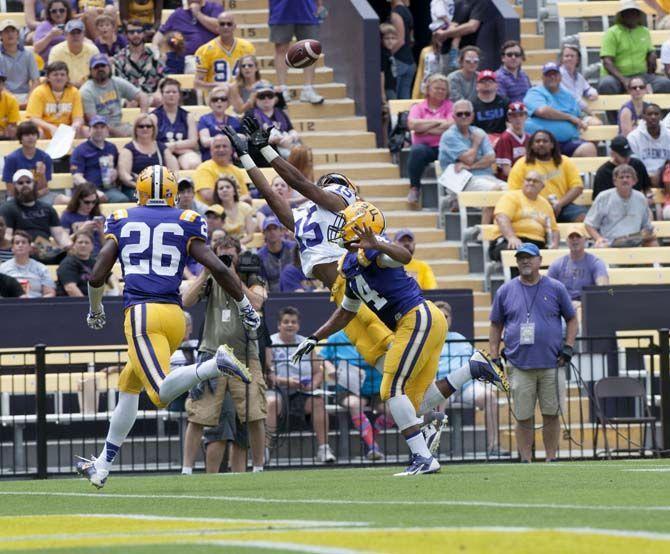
[520, 276, 542, 322]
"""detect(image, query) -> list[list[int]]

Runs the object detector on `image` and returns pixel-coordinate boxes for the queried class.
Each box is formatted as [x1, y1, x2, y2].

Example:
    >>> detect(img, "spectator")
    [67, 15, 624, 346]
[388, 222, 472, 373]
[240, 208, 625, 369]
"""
[70, 115, 125, 201]
[393, 229, 438, 290]
[495, 40, 531, 103]
[489, 242, 577, 463]
[114, 20, 165, 105]
[0, 72, 20, 140]
[0, 230, 55, 298]
[406, 73, 453, 209]
[0, 272, 23, 297]
[523, 62, 597, 158]
[618, 76, 649, 136]
[593, 135, 652, 199]
[585, 164, 658, 247]
[258, 216, 295, 292]
[256, 176, 294, 230]
[59, 182, 105, 253]
[280, 244, 320, 292]
[0, 19, 40, 104]
[229, 55, 262, 114]
[93, 13, 127, 57]
[628, 103, 670, 187]
[48, 19, 99, 88]
[118, 114, 179, 191]
[76, 0, 118, 39]
[204, 204, 225, 240]
[447, 46, 480, 103]
[558, 43, 599, 124]
[645, 0, 670, 29]
[436, 0, 487, 68]
[494, 102, 530, 180]
[23, 0, 46, 40]
[389, 0, 415, 99]
[25, 61, 85, 139]
[197, 84, 241, 161]
[120, 0, 162, 39]
[508, 130, 588, 223]
[150, 78, 201, 170]
[193, 134, 250, 204]
[472, 69, 508, 142]
[489, 170, 559, 261]
[0, 215, 12, 262]
[161, 30, 186, 75]
[56, 230, 95, 296]
[153, 0, 223, 58]
[266, 306, 336, 463]
[80, 54, 149, 138]
[212, 176, 254, 245]
[177, 178, 207, 216]
[380, 23, 398, 105]
[412, 33, 443, 99]
[33, 0, 71, 62]
[195, 12, 255, 90]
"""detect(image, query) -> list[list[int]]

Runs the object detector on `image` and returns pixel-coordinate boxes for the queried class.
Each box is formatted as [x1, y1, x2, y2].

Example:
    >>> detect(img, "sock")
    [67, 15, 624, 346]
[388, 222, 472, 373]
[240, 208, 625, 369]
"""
[446, 362, 472, 390]
[159, 358, 219, 403]
[95, 392, 138, 472]
[417, 382, 447, 415]
[181, 467, 193, 475]
[406, 429, 432, 458]
[252, 466, 264, 473]
[374, 413, 395, 435]
[351, 412, 375, 449]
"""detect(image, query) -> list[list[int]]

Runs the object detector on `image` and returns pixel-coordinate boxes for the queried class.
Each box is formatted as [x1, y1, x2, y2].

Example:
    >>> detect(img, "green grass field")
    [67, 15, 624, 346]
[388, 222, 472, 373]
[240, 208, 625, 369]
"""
[1, 459, 670, 553]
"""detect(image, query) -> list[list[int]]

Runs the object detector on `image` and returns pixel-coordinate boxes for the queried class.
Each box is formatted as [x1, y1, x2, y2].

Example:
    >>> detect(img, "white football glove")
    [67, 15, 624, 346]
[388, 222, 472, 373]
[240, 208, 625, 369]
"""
[235, 296, 261, 331]
[87, 307, 106, 330]
[291, 336, 318, 365]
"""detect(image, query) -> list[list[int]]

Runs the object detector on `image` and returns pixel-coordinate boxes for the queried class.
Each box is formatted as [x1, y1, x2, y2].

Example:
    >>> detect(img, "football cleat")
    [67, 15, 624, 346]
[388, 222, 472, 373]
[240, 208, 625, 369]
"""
[216, 345, 251, 384]
[421, 412, 448, 456]
[469, 350, 509, 392]
[394, 454, 440, 477]
[74, 456, 108, 489]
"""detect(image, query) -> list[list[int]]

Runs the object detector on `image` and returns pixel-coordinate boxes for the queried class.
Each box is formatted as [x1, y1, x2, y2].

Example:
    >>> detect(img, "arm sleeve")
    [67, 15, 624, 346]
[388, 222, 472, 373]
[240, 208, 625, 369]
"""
[71, 89, 84, 119]
[7, 95, 19, 124]
[506, 158, 525, 190]
[181, 211, 208, 252]
[419, 261, 438, 289]
[39, 262, 55, 289]
[546, 260, 560, 280]
[25, 87, 42, 119]
[2, 155, 13, 183]
[563, 157, 584, 190]
[158, 12, 174, 33]
[0, 203, 17, 229]
[593, 257, 609, 280]
[57, 257, 79, 285]
[495, 134, 513, 166]
[27, 53, 39, 80]
[44, 154, 53, 181]
[489, 287, 504, 323]
[47, 206, 60, 227]
[479, 133, 494, 157]
[600, 28, 618, 58]
[522, 87, 545, 118]
[584, 196, 603, 229]
[117, 78, 141, 100]
[194, 44, 208, 73]
[81, 88, 96, 115]
[557, 281, 576, 320]
[70, 145, 84, 174]
[493, 192, 517, 217]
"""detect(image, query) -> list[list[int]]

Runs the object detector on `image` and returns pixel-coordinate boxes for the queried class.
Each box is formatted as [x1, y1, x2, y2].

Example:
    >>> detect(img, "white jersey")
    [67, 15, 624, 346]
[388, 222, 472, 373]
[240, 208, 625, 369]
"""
[291, 184, 357, 277]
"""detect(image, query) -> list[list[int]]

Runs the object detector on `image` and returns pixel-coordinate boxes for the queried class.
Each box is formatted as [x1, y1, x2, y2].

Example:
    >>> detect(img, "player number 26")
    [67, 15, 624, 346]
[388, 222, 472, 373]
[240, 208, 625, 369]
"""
[120, 222, 183, 276]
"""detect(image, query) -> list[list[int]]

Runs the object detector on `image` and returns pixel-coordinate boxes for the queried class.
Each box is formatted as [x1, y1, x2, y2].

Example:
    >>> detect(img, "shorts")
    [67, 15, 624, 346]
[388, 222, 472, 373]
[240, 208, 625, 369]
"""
[508, 365, 566, 421]
[557, 202, 588, 223]
[269, 23, 319, 44]
[558, 139, 586, 157]
[202, 388, 238, 446]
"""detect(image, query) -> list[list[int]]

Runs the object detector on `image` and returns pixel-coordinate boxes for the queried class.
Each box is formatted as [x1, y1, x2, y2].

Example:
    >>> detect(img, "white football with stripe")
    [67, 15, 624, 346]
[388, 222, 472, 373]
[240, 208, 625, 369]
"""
[286, 39, 322, 69]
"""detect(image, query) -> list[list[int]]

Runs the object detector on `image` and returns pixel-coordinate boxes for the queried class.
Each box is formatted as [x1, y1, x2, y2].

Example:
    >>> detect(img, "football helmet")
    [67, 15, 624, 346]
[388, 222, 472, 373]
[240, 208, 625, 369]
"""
[316, 172, 358, 195]
[136, 165, 178, 207]
[328, 200, 386, 245]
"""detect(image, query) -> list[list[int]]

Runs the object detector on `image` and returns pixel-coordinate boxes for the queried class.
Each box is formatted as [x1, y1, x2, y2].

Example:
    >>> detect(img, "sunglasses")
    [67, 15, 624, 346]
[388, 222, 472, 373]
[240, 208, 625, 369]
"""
[504, 51, 522, 57]
[210, 96, 228, 102]
[127, 28, 143, 34]
[69, 29, 83, 34]
[455, 111, 472, 117]
[219, 21, 234, 27]
[136, 124, 154, 129]
[464, 58, 479, 63]
[629, 84, 646, 90]
[50, 7, 66, 13]
[257, 92, 275, 100]
[81, 199, 97, 205]
[240, 63, 255, 68]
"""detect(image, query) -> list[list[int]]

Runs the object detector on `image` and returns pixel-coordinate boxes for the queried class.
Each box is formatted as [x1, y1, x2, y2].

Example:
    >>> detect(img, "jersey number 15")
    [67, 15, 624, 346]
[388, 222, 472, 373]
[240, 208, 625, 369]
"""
[120, 222, 184, 277]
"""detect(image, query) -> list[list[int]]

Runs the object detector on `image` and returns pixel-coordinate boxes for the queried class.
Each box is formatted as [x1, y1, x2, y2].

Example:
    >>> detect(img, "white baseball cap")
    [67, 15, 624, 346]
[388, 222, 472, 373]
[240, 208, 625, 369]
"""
[12, 169, 34, 183]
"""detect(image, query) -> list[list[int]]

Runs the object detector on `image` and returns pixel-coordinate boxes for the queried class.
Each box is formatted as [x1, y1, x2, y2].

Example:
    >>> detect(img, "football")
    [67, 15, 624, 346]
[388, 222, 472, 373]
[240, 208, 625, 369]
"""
[285, 39, 322, 69]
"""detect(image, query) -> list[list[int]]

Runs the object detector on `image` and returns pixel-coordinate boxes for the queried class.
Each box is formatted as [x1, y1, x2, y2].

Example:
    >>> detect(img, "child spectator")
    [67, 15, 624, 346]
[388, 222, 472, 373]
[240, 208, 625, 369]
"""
[163, 31, 185, 75]
[380, 23, 398, 102]
[93, 13, 127, 57]
[412, 33, 444, 98]
[430, 0, 459, 72]
[495, 102, 530, 180]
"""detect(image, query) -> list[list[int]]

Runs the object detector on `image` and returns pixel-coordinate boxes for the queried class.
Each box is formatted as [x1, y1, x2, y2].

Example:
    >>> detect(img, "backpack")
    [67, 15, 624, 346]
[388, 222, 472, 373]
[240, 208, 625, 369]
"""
[388, 110, 411, 154]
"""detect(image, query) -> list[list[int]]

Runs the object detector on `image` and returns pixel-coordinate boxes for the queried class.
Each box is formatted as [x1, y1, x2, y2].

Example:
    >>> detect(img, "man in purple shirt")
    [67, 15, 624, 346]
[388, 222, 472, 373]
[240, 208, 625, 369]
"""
[153, 0, 223, 57]
[489, 243, 577, 463]
[495, 40, 531, 103]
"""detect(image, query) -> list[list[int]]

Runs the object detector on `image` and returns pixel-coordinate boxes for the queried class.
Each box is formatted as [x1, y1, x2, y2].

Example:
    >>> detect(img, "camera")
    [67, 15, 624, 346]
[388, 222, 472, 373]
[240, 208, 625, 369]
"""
[237, 251, 262, 276]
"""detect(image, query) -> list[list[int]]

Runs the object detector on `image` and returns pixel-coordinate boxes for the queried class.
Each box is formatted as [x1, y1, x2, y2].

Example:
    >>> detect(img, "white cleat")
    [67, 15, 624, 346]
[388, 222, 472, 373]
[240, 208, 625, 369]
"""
[394, 454, 441, 476]
[74, 456, 109, 489]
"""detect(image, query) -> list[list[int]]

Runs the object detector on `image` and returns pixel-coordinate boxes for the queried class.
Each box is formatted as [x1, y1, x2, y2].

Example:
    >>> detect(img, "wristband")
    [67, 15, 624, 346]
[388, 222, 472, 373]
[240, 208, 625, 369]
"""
[239, 154, 256, 171]
[87, 282, 104, 313]
[261, 145, 279, 163]
[235, 295, 252, 311]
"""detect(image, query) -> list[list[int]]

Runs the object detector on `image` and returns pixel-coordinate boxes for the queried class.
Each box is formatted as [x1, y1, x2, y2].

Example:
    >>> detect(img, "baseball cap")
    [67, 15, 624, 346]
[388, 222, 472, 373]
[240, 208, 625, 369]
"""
[507, 101, 527, 115]
[542, 62, 560, 75]
[617, 0, 642, 14]
[12, 169, 34, 183]
[253, 80, 274, 94]
[177, 177, 193, 191]
[515, 243, 540, 257]
[205, 204, 224, 217]
[610, 135, 633, 157]
[0, 19, 19, 32]
[89, 53, 110, 68]
[477, 69, 496, 82]
[65, 19, 85, 33]
[394, 228, 415, 241]
[566, 225, 586, 238]
[262, 216, 282, 231]
[89, 115, 108, 127]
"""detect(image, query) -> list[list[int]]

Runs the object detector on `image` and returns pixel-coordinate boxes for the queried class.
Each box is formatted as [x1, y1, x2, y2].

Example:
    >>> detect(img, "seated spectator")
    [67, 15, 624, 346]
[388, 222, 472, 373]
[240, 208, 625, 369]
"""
[495, 102, 530, 180]
[490, 170, 559, 261]
[229, 55, 262, 114]
[447, 46, 480, 103]
[80, 54, 149, 138]
[406, 73, 453, 209]
[93, 13, 127, 57]
[161, 30, 186, 75]
[153, 0, 223, 58]
[495, 40, 531, 103]
[524, 63, 597, 158]
[118, 114, 179, 191]
[256, 175, 293, 230]
[57, 230, 95, 296]
[586, 164, 657, 247]
[120, 0, 161, 39]
[70, 115, 125, 201]
[177, 177, 207, 216]
[508, 130, 588, 222]
[76, 0, 118, 39]
[394, 229, 437, 289]
[33, 0, 71, 62]
[25, 61, 85, 139]
[593, 135, 652, 199]
[59, 182, 105, 254]
[412, 33, 443, 99]
[204, 204, 225, 240]
[0, 72, 20, 140]
[193, 134, 250, 204]
[279, 244, 321, 292]
[258, 216, 295, 292]
[0, 19, 40, 105]
[597, 3, 670, 96]
[627, 103, 670, 187]
[380, 23, 398, 105]
[212, 176, 254, 245]
[472, 69, 508, 143]
[114, 20, 165, 106]
[0, 215, 12, 262]
[197, 84, 241, 161]
[389, 0, 416, 99]
[0, 230, 55, 298]
[48, 19, 99, 88]
[618, 76, 649, 137]
[559, 43, 600, 126]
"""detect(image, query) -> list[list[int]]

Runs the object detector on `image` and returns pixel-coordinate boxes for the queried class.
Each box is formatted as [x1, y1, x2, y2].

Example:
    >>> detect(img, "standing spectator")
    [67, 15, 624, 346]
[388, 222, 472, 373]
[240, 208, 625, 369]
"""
[495, 102, 530, 180]
[154, 0, 223, 58]
[0, 230, 56, 298]
[33, 0, 71, 62]
[558, 43, 599, 124]
[257, 216, 295, 292]
[380, 23, 398, 103]
[406, 73, 453, 209]
[80, 54, 149, 137]
[523, 63, 597, 158]
[212, 176, 255, 245]
[120, 0, 162, 38]
[0, 19, 40, 104]
[0, 215, 13, 262]
[447, 46, 480, 103]
[495, 40, 531, 103]
[436, 0, 488, 67]
[197, 84, 241, 161]
[56, 230, 95, 296]
[60, 183, 104, 253]
[472, 69, 508, 142]
[393, 229, 437, 290]
[195, 12, 255, 90]
[76, 0, 118, 39]
[229, 55, 263, 115]
[508, 130, 587, 223]
[93, 13, 127, 57]
[618, 76, 649, 137]
[627, 103, 670, 187]
[25, 61, 85, 139]
[177, 178, 208, 216]
[489, 243, 577, 463]
[193, 134, 250, 204]
[593, 135, 651, 199]
[0, 72, 20, 140]
[412, 33, 443, 99]
[48, 19, 100, 88]
[389, 0, 415, 99]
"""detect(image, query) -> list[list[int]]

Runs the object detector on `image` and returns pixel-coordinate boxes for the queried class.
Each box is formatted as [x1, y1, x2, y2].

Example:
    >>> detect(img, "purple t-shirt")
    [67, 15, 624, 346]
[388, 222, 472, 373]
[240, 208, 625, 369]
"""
[547, 253, 608, 301]
[59, 211, 102, 254]
[269, 0, 318, 25]
[490, 276, 575, 369]
[159, 3, 224, 56]
[34, 21, 65, 62]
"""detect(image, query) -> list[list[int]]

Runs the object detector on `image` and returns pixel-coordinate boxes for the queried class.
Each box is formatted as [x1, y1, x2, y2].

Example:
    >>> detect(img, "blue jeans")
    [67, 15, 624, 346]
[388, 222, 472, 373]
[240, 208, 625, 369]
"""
[408, 143, 438, 189]
[395, 59, 416, 100]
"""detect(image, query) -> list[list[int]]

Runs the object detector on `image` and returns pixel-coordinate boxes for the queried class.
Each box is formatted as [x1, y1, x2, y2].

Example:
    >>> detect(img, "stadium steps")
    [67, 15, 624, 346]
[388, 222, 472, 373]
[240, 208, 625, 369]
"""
[292, 117, 367, 132]
[312, 149, 391, 165]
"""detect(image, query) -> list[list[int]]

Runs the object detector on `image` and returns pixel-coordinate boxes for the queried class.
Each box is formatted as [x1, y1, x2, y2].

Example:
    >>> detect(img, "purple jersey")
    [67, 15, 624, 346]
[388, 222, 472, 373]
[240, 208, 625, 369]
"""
[105, 206, 207, 309]
[341, 243, 424, 330]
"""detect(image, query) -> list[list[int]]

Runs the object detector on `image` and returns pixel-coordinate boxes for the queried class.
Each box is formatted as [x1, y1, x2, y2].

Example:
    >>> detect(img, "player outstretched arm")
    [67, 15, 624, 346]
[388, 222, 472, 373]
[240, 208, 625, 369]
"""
[86, 238, 119, 330]
[241, 116, 348, 212]
[221, 125, 295, 230]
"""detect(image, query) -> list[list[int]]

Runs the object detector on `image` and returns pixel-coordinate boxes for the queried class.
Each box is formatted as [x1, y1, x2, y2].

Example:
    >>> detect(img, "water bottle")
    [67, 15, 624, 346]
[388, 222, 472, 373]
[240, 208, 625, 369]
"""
[545, 216, 553, 249]
[100, 156, 112, 189]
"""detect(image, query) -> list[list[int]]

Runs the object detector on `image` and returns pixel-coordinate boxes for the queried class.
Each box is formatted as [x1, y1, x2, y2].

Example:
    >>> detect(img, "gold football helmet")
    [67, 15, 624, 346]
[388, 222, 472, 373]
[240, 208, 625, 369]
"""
[328, 200, 386, 245]
[136, 165, 178, 207]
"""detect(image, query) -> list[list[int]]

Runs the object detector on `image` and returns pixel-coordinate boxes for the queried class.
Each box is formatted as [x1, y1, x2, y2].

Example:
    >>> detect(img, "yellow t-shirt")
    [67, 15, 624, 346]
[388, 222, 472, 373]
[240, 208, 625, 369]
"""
[0, 90, 20, 133]
[193, 160, 249, 203]
[507, 155, 583, 201]
[47, 42, 100, 86]
[222, 201, 254, 238]
[658, 0, 670, 12]
[493, 189, 558, 243]
[404, 258, 437, 290]
[129, 0, 155, 25]
[25, 84, 84, 137]
[78, 0, 108, 8]
[195, 38, 256, 83]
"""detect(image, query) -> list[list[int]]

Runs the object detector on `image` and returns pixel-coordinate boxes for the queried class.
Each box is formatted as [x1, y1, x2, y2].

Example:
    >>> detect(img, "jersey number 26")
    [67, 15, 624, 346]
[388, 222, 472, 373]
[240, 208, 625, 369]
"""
[120, 222, 183, 276]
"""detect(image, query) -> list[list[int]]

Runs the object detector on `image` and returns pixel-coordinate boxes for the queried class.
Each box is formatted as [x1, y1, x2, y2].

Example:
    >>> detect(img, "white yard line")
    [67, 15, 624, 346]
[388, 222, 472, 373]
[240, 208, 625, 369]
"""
[621, 469, 670, 472]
